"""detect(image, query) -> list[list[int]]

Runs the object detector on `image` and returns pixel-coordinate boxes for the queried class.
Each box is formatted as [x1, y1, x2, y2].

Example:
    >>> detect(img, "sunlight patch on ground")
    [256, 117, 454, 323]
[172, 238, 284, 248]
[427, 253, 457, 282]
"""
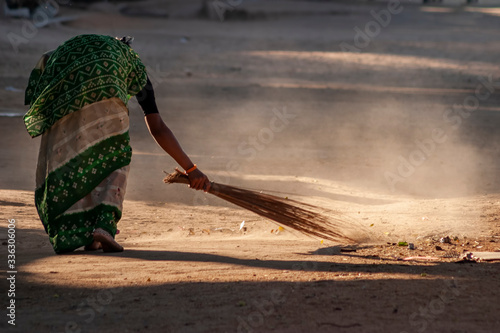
[243, 50, 496, 76]
[257, 80, 473, 95]
[465, 7, 500, 17]
[420, 7, 456, 13]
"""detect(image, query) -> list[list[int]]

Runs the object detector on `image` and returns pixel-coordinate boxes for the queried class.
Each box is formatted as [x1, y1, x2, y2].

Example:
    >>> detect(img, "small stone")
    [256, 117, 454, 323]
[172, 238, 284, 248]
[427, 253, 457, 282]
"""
[440, 236, 451, 244]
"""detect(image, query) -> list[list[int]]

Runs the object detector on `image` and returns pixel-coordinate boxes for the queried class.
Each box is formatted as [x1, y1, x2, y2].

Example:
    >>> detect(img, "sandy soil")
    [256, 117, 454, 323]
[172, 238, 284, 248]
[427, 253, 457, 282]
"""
[1, 1, 500, 332]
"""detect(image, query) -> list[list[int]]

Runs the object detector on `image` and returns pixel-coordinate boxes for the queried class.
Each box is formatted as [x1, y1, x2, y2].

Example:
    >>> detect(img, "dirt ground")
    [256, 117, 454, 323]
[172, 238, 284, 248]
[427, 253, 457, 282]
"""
[1, 1, 500, 332]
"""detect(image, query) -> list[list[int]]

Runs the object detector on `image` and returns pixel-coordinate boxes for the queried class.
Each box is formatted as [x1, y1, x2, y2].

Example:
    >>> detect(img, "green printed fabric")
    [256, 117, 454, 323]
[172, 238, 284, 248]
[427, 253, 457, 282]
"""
[35, 133, 131, 231]
[24, 34, 147, 138]
[37, 128, 132, 254]
[24, 34, 148, 253]
[50, 204, 122, 254]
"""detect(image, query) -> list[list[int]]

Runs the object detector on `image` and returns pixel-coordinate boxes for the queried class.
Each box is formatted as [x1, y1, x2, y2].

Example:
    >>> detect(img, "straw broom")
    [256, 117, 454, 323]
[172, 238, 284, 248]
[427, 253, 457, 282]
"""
[163, 170, 357, 243]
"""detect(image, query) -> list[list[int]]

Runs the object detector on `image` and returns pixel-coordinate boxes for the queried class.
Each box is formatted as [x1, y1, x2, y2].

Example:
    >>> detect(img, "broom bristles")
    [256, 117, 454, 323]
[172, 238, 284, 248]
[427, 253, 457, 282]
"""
[163, 170, 357, 243]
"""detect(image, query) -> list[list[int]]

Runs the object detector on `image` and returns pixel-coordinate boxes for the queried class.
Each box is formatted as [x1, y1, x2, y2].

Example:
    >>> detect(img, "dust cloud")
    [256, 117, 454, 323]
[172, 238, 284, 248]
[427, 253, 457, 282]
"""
[2, 1, 499, 242]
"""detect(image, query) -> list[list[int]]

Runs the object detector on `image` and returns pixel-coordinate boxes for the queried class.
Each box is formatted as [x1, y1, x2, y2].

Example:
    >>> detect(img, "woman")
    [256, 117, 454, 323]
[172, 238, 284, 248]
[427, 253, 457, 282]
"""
[24, 34, 210, 254]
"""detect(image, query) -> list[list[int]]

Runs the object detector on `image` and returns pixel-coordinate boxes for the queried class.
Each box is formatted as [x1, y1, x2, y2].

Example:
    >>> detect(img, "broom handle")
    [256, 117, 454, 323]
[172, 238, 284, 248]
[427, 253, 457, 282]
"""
[167, 172, 220, 193]
[171, 173, 190, 184]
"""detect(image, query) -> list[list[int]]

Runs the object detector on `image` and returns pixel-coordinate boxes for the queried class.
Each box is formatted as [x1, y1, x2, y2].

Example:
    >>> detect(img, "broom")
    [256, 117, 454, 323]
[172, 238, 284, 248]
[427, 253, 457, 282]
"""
[163, 170, 357, 243]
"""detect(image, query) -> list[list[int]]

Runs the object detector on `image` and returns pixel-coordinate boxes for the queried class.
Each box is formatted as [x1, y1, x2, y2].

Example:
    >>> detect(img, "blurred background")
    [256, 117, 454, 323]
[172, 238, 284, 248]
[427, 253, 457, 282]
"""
[2, 0, 500, 207]
[2, 4, 500, 332]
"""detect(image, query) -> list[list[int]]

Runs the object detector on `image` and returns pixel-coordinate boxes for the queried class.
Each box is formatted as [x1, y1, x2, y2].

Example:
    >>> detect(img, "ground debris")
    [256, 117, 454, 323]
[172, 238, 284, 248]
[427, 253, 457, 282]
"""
[442, 251, 461, 259]
[440, 236, 451, 244]
[463, 252, 500, 262]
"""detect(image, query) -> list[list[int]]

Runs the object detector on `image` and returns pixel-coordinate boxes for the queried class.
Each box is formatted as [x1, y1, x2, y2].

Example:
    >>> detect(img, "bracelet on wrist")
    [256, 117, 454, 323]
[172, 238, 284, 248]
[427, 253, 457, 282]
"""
[185, 164, 197, 174]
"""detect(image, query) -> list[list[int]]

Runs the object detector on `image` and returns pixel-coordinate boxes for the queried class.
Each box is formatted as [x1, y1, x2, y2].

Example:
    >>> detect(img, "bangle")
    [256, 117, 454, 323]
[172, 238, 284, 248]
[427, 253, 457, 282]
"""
[185, 164, 197, 174]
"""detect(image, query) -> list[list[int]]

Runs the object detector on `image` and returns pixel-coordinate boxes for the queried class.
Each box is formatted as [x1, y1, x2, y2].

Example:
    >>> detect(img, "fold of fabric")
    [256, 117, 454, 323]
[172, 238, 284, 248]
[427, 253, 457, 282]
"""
[35, 98, 131, 253]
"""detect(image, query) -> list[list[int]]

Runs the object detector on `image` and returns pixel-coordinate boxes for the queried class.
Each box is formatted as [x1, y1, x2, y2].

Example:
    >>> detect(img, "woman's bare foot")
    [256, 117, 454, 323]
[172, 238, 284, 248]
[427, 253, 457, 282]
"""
[84, 241, 102, 251]
[93, 228, 124, 252]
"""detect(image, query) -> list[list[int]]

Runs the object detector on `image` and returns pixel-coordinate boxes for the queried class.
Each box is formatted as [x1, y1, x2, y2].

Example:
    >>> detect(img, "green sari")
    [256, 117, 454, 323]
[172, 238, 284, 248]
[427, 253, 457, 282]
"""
[24, 34, 147, 253]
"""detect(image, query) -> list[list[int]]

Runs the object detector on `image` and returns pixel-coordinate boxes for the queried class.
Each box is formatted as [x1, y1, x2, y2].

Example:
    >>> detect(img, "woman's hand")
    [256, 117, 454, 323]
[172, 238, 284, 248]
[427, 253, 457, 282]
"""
[184, 168, 211, 192]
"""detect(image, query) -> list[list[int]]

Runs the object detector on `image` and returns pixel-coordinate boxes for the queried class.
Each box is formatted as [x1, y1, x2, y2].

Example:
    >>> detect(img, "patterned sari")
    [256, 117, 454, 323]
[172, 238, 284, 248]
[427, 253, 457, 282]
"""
[24, 35, 147, 253]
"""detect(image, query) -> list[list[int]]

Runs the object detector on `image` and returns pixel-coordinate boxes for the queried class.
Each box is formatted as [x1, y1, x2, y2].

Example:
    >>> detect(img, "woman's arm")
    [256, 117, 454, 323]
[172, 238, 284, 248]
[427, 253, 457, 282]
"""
[145, 113, 210, 191]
